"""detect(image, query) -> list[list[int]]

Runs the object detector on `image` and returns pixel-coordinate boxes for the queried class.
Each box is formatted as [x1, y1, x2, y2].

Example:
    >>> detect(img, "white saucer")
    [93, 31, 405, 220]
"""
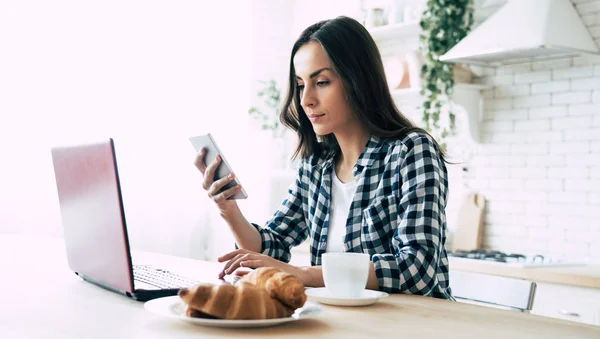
[144, 296, 323, 328]
[305, 288, 389, 306]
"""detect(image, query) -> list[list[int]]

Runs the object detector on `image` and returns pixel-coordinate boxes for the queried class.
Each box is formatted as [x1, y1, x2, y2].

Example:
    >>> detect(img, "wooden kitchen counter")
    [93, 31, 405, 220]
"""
[449, 257, 600, 289]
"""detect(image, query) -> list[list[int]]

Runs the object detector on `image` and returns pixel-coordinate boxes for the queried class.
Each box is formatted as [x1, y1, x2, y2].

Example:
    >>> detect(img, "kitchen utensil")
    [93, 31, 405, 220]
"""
[452, 193, 486, 251]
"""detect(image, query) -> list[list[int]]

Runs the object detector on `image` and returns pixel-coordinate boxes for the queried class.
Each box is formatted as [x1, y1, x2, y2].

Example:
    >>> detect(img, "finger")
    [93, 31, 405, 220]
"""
[219, 267, 252, 280]
[203, 155, 221, 187]
[233, 267, 253, 276]
[239, 260, 263, 269]
[212, 184, 242, 203]
[221, 253, 246, 275]
[217, 258, 239, 279]
[219, 259, 238, 279]
[193, 148, 206, 174]
[207, 173, 236, 198]
[217, 249, 245, 263]
[225, 254, 253, 275]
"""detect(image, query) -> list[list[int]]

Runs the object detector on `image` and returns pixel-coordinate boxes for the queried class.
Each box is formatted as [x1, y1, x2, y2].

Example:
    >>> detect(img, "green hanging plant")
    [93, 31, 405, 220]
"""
[419, 0, 474, 149]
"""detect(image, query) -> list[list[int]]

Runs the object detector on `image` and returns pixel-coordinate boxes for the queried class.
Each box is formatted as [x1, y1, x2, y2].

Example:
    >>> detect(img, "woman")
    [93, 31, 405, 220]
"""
[194, 16, 452, 299]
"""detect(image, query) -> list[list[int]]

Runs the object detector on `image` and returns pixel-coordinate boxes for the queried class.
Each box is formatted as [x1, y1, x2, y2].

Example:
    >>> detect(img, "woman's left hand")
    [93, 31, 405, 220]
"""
[217, 249, 304, 281]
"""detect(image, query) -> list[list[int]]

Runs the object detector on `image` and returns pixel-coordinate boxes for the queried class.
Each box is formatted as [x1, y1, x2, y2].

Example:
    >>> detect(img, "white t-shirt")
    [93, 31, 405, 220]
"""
[325, 167, 358, 253]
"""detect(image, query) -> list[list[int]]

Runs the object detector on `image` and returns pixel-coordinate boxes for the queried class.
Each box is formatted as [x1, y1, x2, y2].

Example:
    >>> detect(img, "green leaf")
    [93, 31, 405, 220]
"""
[419, 0, 473, 146]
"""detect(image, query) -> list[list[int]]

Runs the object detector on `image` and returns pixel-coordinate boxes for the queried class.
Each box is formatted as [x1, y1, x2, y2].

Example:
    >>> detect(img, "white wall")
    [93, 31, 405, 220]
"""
[463, 0, 600, 260]
[0, 0, 253, 259]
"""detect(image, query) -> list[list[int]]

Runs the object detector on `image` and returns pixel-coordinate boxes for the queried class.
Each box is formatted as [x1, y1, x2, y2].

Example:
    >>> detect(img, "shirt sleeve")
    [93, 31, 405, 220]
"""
[250, 166, 310, 263]
[372, 135, 447, 296]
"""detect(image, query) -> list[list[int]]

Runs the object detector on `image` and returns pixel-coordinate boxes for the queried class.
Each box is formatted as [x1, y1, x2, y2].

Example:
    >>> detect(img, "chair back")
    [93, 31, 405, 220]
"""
[450, 271, 536, 312]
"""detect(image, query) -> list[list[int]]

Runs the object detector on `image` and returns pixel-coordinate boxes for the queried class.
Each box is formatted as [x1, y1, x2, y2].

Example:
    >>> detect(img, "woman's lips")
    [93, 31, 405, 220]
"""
[308, 114, 325, 123]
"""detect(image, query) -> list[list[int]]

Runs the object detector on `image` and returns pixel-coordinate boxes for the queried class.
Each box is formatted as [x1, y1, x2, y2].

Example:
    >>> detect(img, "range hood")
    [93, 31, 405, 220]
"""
[439, 0, 600, 66]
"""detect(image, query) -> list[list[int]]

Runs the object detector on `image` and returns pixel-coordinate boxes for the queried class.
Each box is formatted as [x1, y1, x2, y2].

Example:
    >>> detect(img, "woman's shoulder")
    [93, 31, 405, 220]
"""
[384, 130, 441, 155]
[297, 152, 329, 174]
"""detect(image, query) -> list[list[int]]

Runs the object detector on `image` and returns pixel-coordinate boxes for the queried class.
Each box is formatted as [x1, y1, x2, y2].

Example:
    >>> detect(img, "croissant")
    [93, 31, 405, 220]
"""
[239, 267, 307, 309]
[178, 282, 295, 320]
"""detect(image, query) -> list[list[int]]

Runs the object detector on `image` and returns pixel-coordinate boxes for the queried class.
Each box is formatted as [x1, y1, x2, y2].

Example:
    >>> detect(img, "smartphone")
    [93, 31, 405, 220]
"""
[189, 133, 248, 200]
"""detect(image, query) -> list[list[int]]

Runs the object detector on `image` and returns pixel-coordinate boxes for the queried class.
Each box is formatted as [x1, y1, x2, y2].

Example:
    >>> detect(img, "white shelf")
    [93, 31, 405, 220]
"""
[390, 87, 421, 106]
[390, 83, 489, 98]
[450, 83, 490, 91]
[368, 21, 421, 42]
[390, 87, 420, 96]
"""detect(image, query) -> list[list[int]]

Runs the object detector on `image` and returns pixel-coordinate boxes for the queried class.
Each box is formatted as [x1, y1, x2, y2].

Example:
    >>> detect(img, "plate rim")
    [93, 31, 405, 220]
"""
[144, 296, 323, 326]
[305, 287, 389, 301]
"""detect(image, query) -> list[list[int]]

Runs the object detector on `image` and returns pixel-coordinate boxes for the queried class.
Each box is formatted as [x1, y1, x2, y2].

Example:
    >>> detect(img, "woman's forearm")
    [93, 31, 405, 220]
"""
[219, 204, 262, 253]
[365, 262, 380, 290]
[299, 266, 324, 287]
[299, 263, 380, 290]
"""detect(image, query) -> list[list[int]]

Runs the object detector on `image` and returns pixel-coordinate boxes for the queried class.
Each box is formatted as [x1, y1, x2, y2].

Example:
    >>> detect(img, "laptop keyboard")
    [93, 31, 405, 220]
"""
[133, 265, 200, 289]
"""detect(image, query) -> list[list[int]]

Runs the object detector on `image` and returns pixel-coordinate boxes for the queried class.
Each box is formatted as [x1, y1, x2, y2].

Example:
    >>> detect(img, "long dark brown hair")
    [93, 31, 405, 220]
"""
[280, 16, 446, 162]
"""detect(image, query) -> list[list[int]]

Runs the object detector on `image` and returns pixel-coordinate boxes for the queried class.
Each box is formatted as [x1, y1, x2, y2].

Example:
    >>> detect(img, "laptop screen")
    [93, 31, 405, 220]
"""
[51, 139, 134, 293]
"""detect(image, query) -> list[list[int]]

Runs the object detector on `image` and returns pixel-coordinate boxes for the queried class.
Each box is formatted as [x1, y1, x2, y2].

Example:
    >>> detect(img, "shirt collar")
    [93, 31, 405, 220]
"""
[355, 135, 382, 169]
[318, 135, 383, 174]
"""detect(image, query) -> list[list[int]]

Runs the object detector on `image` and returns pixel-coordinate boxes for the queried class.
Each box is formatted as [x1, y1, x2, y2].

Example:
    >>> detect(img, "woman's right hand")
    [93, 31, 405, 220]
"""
[193, 148, 242, 212]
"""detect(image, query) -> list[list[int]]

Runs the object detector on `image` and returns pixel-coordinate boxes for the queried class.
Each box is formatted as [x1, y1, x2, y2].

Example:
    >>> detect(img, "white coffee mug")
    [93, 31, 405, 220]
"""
[322, 252, 370, 298]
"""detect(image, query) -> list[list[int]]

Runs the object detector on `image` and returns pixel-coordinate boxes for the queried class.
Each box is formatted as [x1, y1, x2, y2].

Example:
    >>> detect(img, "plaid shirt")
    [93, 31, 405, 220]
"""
[253, 132, 452, 299]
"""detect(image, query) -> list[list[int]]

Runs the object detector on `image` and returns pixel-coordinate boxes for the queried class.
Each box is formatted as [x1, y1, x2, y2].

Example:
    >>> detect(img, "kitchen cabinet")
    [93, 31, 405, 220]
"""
[448, 257, 600, 325]
[531, 282, 600, 326]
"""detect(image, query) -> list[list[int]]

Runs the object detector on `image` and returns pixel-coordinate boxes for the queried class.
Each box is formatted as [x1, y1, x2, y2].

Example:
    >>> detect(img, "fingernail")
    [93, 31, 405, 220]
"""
[199, 149, 203, 155]
[228, 173, 234, 179]
[216, 155, 221, 162]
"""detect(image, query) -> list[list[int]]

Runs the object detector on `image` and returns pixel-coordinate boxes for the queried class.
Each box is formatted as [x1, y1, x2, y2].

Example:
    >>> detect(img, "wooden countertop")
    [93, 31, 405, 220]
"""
[2, 235, 600, 338]
[449, 257, 600, 289]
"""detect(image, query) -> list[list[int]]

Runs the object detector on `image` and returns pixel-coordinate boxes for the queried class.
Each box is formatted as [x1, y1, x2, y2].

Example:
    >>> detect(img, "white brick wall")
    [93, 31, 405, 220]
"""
[462, 0, 600, 260]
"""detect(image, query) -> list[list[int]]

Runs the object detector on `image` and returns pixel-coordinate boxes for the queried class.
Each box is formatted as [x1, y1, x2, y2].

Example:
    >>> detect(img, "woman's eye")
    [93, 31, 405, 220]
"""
[296, 84, 305, 90]
[317, 81, 330, 87]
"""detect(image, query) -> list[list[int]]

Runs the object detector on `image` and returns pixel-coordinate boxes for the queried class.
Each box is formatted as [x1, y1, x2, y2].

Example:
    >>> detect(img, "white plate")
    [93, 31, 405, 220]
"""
[305, 288, 389, 306]
[144, 296, 323, 328]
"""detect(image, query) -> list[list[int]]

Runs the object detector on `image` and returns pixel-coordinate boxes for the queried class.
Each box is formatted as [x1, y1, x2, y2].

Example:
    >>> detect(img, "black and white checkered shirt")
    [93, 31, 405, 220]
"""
[253, 132, 452, 299]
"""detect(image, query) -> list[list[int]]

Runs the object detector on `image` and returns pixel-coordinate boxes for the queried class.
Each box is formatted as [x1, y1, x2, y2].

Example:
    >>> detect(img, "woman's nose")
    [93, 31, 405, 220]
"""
[300, 88, 316, 108]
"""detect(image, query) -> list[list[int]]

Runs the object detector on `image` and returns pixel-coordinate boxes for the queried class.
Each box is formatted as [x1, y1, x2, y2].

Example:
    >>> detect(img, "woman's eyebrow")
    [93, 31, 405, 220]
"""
[295, 67, 332, 81]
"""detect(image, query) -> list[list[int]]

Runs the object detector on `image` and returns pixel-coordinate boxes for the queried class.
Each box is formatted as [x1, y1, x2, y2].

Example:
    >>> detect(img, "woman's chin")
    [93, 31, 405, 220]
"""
[312, 126, 331, 136]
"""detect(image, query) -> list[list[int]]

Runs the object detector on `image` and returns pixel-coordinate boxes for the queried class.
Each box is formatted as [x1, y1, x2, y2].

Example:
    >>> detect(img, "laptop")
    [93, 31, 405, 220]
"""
[50, 138, 224, 301]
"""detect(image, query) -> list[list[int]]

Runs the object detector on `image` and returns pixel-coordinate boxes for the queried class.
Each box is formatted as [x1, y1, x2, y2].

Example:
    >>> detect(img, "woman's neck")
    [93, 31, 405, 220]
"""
[333, 125, 370, 172]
